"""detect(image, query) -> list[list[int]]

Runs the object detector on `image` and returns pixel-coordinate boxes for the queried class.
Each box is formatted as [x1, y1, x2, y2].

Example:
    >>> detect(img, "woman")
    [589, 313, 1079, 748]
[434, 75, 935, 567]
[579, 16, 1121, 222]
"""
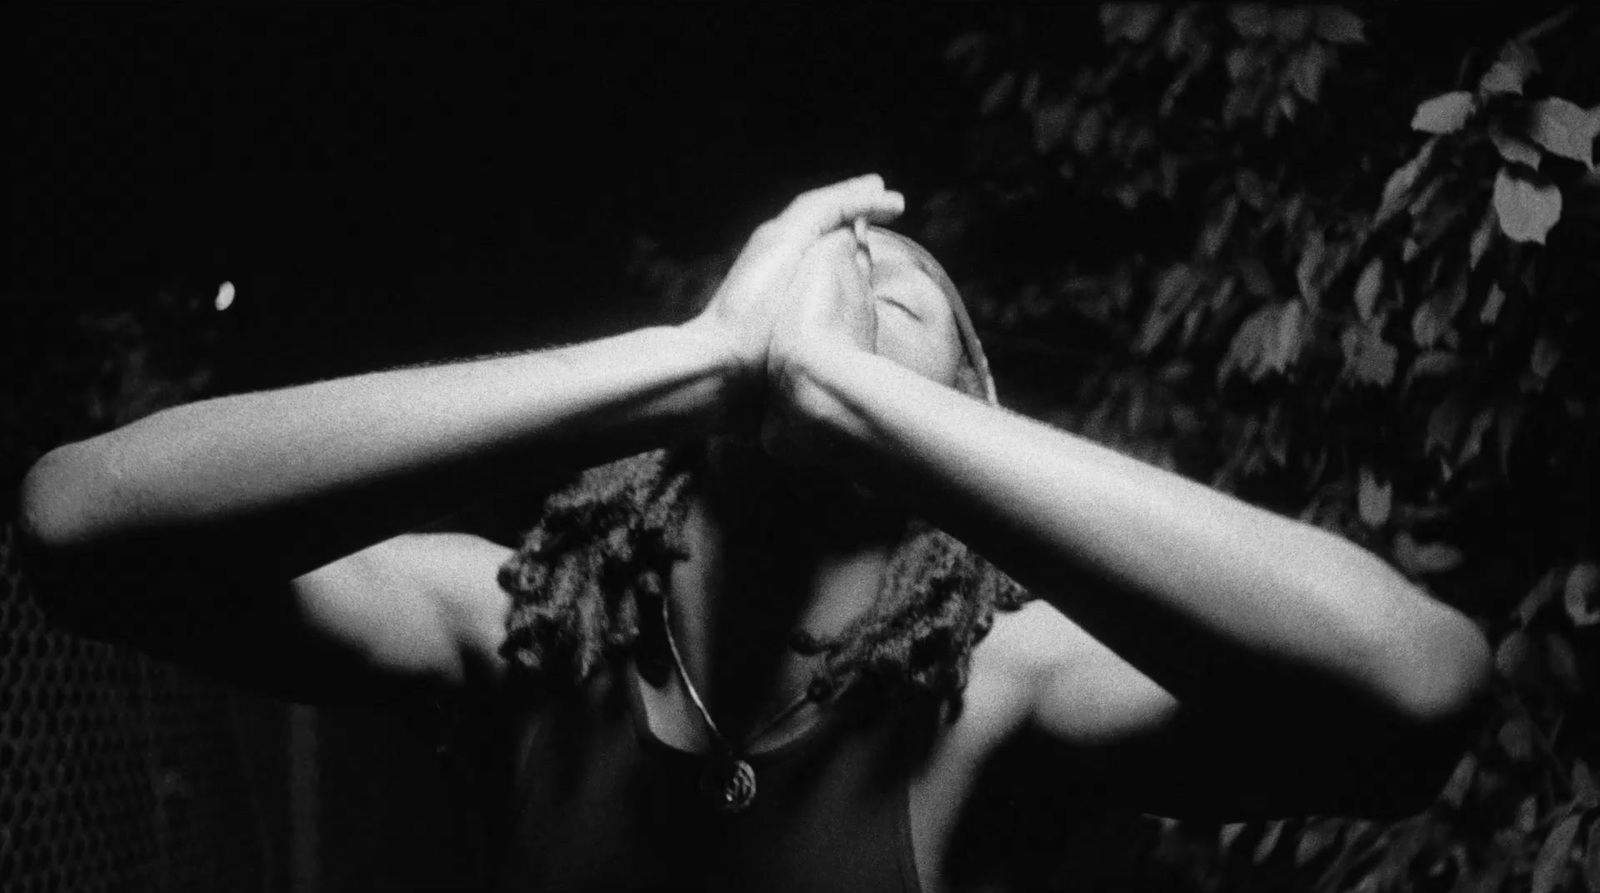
[21, 176, 1489, 891]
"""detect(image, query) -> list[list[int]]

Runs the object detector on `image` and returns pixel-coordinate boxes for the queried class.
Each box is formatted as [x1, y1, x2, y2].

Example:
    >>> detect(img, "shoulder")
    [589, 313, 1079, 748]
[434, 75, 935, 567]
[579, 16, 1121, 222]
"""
[935, 600, 1176, 760]
[915, 602, 1072, 772]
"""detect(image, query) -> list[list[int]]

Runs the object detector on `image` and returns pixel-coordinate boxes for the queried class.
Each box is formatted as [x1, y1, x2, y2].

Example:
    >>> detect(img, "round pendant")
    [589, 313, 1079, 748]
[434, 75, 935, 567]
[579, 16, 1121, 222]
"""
[700, 757, 757, 813]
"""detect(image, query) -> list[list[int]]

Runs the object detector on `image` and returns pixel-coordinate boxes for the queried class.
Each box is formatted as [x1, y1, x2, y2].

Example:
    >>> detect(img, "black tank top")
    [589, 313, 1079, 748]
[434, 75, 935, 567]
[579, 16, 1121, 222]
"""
[484, 656, 925, 893]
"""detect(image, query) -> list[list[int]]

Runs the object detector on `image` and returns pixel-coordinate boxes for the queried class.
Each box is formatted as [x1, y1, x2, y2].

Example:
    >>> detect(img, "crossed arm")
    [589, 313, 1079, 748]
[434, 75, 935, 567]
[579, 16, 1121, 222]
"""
[779, 334, 1491, 818]
[18, 175, 1489, 818]
[16, 177, 905, 703]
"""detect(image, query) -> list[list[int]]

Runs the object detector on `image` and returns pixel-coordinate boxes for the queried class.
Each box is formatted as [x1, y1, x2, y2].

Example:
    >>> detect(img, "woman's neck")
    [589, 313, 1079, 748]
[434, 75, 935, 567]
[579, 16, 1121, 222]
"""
[665, 439, 901, 740]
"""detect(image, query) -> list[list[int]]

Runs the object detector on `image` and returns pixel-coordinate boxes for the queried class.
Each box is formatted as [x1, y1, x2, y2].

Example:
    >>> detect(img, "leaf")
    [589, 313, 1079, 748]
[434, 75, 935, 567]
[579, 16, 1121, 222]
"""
[1019, 73, 1040, 110]
[1295, 818, 1344, 867]
[1528, 98, 1599, 168]
[1229, 5, 1271, 38]
[1459, 405, 1494, 466]
[1411, 274, 1468, 348]
[1497, 629, 1530, 679]
[1313, 6, 1366, 44]
[1491, 123, 1543, 168]
[1518, 794, 1540, 832]
[1253, 819, 1286, 864]
[1439, 753, 1476, 808]
[1286, 42, 1324, 103]
[1405, 351, 1462, 394]
[1273, 8, 1312, 41]
[1497, 399, 1525, 473]
[1574, 761, 1599, 810]
[1221, 302, 1303, 384]
[1394, 531, 1464, 576]
[1074, 105, 1106, 155]
[1426, 387, 1471, 457]
[981, 71, 1018, 116]
[1498, 714, 1534, 762]
[1494, 167, 1563, 244]
[1102, 4, 1164, 43]
[1296, 230, 1327, 303]
[1239, 258, 1274, 296]
[1470, 208, 1499, 269]
[1546, 631, 1582, 692]
[1237, 169, 1270, 209]
[1220, 306, 1274, 385]
[1267, 300, 1307, 372]
[1358, 466, 1391, 526]
[1341, 324, 1397, 387]
[1534, 814, 1581, 893]
[1376, 142, 1434, 224]
[1354, 257, 1383, 319]
[1517, 571, 1561, 626]
[1412, 92, 1475, 134]
[1162, 8, 1194, 60]
[1585, 820, 1600, 892]
[1498, 40, 1542, 80]
[1033, 101, 1075, 154]
[1136, 266, 1199, 354]
[943, 32, 989, 69]
[1531, 335, 1563, 378]
[1200, 194, 1239, 258]
[1480, 61, 1526, 95]
[1225, 46, 1254, 83]
[1566, 562, 1600, 626]
[1481, 282, 1507, 324]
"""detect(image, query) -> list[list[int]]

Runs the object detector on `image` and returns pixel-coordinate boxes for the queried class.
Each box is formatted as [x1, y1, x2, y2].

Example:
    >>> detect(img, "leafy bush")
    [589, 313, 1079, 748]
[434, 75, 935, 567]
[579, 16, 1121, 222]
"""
[914, 4, 1600, 891]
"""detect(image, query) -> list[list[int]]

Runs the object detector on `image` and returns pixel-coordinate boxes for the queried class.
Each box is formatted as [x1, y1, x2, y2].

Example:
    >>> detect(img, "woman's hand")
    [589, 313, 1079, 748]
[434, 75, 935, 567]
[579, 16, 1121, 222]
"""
[679, 175, 902, 432]
[761, 228, 878, 465]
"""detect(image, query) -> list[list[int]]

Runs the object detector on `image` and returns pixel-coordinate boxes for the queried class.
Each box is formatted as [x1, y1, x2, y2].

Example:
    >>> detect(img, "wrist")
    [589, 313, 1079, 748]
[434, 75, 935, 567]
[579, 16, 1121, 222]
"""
[672, 318, 764, 436]
[767, 338, 878, 454]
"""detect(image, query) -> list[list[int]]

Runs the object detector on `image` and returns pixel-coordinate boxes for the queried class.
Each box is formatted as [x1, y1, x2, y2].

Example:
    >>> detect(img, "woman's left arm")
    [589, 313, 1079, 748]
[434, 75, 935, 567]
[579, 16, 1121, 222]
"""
[780, 333, 1491, 816]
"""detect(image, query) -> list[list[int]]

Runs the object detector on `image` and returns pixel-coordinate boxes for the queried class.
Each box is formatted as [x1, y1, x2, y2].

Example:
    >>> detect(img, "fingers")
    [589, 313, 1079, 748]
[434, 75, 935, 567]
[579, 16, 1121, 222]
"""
[791, 230, 876, 350]
[852, 217, 873, 283]
[795, 229, 864, 278]
[780, 175, 905, 238]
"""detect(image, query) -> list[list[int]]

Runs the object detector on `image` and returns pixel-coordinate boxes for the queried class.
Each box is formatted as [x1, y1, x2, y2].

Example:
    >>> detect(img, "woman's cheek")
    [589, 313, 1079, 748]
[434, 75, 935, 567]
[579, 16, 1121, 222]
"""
[875, 311, 960, 386]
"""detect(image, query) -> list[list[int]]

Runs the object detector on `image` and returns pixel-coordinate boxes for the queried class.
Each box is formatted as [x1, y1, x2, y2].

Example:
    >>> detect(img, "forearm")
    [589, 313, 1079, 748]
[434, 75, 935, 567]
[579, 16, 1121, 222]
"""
[22, 324, 737, 577]
[788, 341, 1488, 720]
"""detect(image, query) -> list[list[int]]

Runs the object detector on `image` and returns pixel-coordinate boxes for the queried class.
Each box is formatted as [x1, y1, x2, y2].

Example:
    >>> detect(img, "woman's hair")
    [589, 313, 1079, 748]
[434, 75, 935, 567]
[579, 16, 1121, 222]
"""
[496, 448, 1031, 718]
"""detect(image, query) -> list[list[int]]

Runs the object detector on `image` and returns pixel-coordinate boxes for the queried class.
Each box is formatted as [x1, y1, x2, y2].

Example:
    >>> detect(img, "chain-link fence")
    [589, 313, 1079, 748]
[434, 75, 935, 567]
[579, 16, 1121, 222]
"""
[0, 521, 291, 893]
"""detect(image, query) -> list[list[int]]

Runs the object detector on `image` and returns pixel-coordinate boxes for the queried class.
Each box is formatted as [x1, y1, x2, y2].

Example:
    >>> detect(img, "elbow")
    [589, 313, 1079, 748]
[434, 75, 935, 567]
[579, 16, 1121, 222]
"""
[19, 442, 106, 555]
[1379, 602, 1493, 731]
[19, 443, 139, 627]
[18, 439, 133, 603]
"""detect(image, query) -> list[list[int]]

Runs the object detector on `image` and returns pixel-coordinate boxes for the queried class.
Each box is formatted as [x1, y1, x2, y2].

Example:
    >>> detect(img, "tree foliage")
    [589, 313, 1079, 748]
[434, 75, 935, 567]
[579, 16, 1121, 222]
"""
[914, 4, 1600, 891]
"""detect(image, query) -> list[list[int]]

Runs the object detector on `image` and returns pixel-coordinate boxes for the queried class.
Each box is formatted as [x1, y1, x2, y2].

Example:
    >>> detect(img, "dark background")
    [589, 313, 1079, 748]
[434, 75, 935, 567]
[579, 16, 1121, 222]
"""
[7, 3, 1019, 380]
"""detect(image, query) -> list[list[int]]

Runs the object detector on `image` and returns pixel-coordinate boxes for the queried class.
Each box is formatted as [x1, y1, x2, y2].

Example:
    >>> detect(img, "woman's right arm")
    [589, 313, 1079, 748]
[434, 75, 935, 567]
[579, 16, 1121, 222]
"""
[16, 175, 905, 704]
[21, 324, 740, 580]
[14, 327, 740, 704]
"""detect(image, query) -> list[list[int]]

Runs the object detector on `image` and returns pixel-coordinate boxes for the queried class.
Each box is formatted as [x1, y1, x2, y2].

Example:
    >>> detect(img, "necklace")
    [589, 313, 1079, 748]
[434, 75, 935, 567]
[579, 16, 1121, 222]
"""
[659, 595, 817, 814]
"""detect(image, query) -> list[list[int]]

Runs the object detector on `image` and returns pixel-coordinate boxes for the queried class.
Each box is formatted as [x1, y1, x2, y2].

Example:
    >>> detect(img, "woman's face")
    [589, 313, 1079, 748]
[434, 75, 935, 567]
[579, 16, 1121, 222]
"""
[863, 232, 964, 389]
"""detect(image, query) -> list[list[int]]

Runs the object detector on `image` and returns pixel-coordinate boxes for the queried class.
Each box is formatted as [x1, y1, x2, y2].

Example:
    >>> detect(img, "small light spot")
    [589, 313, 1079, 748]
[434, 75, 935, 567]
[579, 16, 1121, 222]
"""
[214, 281, 236, 311]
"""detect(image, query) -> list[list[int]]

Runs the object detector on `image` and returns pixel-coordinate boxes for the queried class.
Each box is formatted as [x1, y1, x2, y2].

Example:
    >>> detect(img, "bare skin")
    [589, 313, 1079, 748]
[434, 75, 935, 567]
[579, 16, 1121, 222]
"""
[19, 176, 1491, 891]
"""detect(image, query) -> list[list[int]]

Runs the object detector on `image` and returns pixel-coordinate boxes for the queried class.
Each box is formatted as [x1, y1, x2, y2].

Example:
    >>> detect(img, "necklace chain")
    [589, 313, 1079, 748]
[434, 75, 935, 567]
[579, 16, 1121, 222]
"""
[659, 595, 817, 758]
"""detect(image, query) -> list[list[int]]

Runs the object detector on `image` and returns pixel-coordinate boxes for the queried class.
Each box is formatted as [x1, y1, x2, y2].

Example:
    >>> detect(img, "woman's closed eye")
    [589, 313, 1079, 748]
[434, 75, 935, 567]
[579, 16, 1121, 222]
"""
[878, 296, 923, 321]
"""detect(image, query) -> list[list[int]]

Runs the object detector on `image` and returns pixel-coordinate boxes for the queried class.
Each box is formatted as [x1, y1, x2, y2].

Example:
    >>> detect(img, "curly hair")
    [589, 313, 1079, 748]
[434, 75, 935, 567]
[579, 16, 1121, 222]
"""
[496, 447, 1032, 718]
